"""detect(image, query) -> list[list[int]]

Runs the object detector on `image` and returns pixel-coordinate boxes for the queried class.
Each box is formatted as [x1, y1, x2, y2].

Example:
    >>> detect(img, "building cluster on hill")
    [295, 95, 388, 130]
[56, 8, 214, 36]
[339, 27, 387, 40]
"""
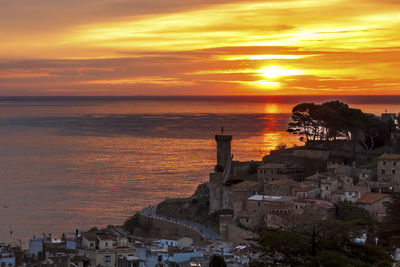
[209, 134, 399, 245]
[1, 225, 254, 267]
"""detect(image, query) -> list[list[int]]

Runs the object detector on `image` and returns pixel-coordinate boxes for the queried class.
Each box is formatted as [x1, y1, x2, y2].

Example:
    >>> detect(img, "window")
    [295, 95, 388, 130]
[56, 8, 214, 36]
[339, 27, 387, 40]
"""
[383, 161, 386, 166]
[394, 161, 397, 166]
[105, 242, 108, 247]
[392, 170, 396, 175]
[258, 202, 260, 207]
[104, 256, 111, 262]
[326, 186, 328, 190]
[382, 169, 385, 174]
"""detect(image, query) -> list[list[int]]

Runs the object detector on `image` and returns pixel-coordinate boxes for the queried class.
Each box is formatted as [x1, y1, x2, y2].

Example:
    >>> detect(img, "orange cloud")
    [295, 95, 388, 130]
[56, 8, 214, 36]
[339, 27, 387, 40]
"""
[0, 0, 399, 95]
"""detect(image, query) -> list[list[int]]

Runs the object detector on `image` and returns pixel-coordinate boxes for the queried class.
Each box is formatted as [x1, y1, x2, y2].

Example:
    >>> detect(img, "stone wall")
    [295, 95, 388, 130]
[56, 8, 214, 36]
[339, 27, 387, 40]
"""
[292, 149, 330, 160]
[209, 172, 233, 213]
[220, 215, 257, 246]
[135, 214, 205, 242]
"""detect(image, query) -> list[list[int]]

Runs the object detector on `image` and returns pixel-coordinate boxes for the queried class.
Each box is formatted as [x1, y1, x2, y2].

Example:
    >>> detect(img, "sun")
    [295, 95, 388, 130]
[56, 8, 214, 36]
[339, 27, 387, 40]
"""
[259, 66, 305, 79]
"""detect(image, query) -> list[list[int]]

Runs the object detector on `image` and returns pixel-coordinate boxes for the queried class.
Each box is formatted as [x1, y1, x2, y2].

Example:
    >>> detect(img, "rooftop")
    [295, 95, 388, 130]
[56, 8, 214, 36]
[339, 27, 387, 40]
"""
[294, 198, 334, 208]
[379, 153, 400, 160]
[327, 163, 347, 169]
[356, 193, 390, 204]
[231, 180, 259, 189]
[259, 163, 286, 169]
[82, 232, 97, 242]
[265, 179, 293, 186]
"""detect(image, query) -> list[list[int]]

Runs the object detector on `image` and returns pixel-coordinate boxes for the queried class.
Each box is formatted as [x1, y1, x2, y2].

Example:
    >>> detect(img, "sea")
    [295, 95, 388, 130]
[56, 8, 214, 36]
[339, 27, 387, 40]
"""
[0, 95, 399, 246]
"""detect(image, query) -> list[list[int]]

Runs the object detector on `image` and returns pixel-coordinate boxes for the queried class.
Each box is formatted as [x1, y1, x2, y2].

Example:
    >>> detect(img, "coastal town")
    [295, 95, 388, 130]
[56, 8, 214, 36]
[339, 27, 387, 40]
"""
[1, 104, 400, 267]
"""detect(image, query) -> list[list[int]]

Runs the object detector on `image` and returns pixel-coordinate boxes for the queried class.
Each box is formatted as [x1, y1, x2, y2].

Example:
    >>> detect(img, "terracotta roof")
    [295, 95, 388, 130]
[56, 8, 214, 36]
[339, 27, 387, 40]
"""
[356, 193, 390, 204]
[294, 198, 334, 209]
[231, 180, 259, 189]
[379, 153, 400, 160]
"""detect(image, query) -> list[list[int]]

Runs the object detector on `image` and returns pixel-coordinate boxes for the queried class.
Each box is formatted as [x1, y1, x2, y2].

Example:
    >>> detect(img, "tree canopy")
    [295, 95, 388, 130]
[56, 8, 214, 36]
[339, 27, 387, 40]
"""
[209, 255, 227, 267]
[379, 193, 400, 250]
[287, 101, 395, 151]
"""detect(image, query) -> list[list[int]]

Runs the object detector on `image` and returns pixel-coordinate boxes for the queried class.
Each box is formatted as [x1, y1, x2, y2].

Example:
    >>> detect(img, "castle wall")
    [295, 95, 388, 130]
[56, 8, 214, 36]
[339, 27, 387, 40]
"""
[209, 173, 223, 213]
[209, 173, 233, 213]
[135, 214, 205, 242]
[219, 215, 257, 246]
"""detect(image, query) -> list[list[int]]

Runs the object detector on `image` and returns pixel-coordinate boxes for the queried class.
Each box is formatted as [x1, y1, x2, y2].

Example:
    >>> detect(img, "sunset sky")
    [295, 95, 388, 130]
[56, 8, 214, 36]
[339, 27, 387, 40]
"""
[1, 0, 400, 95]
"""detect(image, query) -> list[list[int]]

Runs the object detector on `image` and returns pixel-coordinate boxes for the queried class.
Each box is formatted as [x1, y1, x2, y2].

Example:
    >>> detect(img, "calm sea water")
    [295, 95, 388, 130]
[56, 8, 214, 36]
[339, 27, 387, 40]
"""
[0, 95, 399, 245]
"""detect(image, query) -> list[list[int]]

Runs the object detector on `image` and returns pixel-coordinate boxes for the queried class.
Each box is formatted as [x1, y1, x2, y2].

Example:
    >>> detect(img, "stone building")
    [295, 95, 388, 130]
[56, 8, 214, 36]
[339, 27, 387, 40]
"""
[331, 185, 369, 203]
[356, 168, 376, 183]
[263, 179, 295, 196]
[293, 198, 335, 219]
[231, 181, 262, 219]
[356, 193, 392, 220]
[327, 163, 353, 177]
[238, 195, 295, 229]
[377, 154, 400, 190]
[320, 176, 339, 200]
[81, 232, 114, 250]
[209, 135, 234, 213]
[292, 182, 321, 199]
[257, 163, 301, 182]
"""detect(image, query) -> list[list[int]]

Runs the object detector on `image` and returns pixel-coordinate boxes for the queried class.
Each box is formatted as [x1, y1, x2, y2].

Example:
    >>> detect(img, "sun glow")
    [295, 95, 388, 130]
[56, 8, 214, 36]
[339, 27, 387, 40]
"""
[217, 54, 306, 60]
[259, 66, 306, 79]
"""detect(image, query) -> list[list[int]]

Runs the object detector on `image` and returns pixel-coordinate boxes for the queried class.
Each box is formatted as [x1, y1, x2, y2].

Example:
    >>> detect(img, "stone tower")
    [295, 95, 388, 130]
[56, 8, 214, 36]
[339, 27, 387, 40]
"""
[209, 134, 233, 213]
[215, 135, 232, 169]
